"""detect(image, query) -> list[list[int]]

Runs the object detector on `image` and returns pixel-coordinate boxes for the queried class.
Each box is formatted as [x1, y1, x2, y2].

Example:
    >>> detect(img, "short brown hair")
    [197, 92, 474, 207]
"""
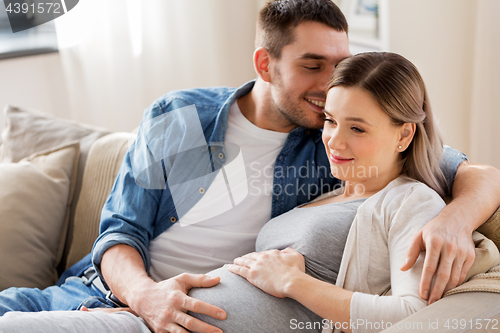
[257, 0, 348, 58]
[328, 52, 448, 197]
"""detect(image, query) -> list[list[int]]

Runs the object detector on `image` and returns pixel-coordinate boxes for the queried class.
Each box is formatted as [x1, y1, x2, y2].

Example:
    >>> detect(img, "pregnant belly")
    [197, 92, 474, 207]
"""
[188, 267, 323, 332]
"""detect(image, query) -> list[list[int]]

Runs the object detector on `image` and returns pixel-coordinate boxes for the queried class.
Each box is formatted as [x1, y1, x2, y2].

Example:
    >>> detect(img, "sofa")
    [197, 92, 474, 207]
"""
[1, 104, 500, 332]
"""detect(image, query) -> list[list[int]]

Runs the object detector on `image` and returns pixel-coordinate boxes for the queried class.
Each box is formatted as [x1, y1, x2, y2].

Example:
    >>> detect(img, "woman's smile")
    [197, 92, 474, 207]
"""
[329, 154, 354, 164]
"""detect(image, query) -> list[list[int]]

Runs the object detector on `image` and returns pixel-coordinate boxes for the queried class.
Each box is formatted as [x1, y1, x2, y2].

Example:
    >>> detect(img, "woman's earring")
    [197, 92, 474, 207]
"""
[398, 145, 402, 149]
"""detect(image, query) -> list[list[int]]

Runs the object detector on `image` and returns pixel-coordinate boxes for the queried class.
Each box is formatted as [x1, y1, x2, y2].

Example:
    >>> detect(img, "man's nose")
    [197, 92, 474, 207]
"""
[317, 69, 335, 92]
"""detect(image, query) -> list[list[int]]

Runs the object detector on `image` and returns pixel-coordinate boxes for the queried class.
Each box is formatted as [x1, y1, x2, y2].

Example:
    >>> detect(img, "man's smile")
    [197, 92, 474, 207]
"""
[305, 98, 326, 114]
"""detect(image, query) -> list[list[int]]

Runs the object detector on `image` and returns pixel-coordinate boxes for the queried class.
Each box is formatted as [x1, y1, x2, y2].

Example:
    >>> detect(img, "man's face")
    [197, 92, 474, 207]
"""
[268, 21, 350, 129]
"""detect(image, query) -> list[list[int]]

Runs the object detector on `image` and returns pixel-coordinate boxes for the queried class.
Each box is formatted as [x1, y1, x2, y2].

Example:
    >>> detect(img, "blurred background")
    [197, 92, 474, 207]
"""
[0, 0, 498, 168]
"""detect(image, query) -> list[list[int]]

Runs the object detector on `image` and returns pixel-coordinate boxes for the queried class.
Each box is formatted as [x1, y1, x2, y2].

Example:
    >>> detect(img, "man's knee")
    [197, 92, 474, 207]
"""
[0, 287, 45, 315]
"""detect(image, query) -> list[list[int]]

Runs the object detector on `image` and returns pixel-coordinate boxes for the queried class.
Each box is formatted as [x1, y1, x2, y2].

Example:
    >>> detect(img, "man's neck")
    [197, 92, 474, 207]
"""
[237, 79, 296, 133]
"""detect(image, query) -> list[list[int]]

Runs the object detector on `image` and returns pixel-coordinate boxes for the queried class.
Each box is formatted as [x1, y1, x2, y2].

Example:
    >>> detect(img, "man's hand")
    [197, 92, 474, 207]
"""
[401, 162, 500, 305]
[227, 248, 305, 298]
[101, 245, 226, 333]
[401, 215, 475, 305]
[126, 273, 226, 333]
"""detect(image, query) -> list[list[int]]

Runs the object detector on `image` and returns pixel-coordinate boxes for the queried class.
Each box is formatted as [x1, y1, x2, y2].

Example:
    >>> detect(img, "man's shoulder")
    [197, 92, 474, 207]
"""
[155, 86, 238, 111]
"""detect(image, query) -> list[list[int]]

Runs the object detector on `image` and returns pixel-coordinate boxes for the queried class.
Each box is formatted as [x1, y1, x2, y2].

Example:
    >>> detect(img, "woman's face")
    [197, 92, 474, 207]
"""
[322, 86, 405, 188]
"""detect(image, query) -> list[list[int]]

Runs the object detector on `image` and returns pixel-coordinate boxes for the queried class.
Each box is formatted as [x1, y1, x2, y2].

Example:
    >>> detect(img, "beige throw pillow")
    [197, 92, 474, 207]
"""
[0, 142, 79, 290]
[0, 105, 112, 272]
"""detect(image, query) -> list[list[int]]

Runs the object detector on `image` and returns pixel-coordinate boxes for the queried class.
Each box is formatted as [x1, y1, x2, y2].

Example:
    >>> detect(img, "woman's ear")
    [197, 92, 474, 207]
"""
[253, 47, 271, 83]
[398, 123, 416, 151]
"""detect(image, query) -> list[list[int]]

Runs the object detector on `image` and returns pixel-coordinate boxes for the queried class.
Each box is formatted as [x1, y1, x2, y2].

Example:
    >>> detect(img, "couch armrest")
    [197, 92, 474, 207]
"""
[381, 292, 500, 332]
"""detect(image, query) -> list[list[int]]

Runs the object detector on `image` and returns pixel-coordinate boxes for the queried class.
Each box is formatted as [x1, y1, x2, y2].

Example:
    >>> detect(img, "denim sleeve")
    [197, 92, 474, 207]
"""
[441, 145, 468, 197]
[91, 149, 161, 289]
[91, 101, 167, 289]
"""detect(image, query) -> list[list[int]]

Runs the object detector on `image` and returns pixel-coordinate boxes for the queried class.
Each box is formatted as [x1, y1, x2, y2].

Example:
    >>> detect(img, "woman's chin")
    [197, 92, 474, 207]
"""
[329, 166, 350, 181]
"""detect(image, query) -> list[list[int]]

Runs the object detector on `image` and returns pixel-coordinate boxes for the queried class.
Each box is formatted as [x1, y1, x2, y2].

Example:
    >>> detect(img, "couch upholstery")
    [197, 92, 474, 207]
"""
[64, 132, 135, 269]
[1, 105, 500, 331]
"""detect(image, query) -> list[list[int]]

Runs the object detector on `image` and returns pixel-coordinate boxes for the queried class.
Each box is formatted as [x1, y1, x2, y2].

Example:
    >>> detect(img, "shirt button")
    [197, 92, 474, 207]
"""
[199, 188, 205, 194]
[305, 130, 310, 135]
[170, 217, 177, 223]
[219, 153, 224, 159]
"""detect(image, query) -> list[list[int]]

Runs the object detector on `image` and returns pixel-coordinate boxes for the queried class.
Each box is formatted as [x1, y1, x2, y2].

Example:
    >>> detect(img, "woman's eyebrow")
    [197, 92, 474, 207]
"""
[323, 111, 373, 127]
[345, 117, 372, 126]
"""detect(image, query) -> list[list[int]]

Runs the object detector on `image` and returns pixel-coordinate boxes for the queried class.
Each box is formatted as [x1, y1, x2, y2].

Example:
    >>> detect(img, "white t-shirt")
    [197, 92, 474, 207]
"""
[148, 101, 288, 281]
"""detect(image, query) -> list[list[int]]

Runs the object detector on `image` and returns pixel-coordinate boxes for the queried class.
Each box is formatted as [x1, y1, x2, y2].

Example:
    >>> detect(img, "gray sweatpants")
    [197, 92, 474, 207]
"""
[0, 310, 151, 333]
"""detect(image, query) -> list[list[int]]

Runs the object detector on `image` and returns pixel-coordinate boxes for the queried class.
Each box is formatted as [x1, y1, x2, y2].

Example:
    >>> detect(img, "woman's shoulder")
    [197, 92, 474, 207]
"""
[362, 176, 445, 219]
[380, 176, 444, 202]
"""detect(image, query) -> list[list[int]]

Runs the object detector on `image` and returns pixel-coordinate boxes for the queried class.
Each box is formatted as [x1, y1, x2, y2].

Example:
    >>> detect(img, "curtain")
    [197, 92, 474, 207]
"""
[55, 0, 261, 132]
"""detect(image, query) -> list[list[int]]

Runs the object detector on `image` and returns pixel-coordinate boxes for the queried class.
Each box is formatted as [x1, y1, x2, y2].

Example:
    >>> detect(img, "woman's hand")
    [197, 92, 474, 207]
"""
[227, 247, 306, 298]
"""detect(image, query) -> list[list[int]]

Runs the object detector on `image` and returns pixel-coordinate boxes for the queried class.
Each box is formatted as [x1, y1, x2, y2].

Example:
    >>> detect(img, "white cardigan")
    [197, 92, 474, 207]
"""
[322, 177, 446, 333]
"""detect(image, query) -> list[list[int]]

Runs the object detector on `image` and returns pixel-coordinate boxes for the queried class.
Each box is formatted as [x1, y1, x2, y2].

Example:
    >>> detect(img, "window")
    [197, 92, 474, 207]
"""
[0, 1, 58, 60]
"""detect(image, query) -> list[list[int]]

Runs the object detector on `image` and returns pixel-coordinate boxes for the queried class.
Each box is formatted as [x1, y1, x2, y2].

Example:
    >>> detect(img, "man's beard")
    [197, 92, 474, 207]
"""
[269, 66, 325, 130]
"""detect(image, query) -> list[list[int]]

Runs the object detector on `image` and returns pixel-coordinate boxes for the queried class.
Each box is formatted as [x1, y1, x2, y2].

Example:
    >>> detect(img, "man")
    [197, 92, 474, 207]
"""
[1, 1, 500, 333]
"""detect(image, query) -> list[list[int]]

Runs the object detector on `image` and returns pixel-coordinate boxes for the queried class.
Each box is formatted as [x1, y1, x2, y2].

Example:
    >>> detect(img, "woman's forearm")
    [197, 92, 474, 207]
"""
[284, 271, 354, 332]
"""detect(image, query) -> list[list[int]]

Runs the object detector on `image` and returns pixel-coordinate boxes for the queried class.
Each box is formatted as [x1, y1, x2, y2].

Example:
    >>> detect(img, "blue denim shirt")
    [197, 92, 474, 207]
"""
[89, 80, 467, 286]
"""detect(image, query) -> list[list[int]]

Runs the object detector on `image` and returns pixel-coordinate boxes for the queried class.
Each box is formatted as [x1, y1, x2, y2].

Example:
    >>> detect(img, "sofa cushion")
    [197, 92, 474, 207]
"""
[477, 206, 500, 251]
[65, 132, 135, 269]
[0, 142, 79, 290]
[0, 105, 112, 272]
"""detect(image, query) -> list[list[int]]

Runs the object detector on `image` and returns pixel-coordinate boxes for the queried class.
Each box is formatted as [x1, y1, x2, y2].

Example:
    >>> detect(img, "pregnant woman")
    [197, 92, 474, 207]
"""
[188, 52, 448, 333]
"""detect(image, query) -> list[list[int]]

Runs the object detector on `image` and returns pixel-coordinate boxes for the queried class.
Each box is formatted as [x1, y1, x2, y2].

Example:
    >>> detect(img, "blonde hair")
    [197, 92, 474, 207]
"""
[328, 52, 447, 197]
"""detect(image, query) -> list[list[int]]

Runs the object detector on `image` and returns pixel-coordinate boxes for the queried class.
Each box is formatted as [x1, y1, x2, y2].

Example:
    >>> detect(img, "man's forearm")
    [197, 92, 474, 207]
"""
[100, 244, 226, 333]
[449, 162, 500, 231]
[101, 244, 155, 308]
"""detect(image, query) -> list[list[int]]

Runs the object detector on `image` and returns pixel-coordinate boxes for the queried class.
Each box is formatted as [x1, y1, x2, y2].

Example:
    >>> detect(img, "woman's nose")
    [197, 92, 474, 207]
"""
[327, 129, 347, 150]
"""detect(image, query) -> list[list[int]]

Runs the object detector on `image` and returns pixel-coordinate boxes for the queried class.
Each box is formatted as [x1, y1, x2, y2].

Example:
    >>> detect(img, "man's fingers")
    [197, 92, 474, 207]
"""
[173, 310, 224, 333]
[459, 252, 475, 285]
[163, 322, 191, 333]
[419, 242, 441, 300]
[180, 295, 226, 320]
[401, 232, 424, 271]
[427, 256, 453, 304]
[177, 273, 221, 290]
[443, 259, 463, 294]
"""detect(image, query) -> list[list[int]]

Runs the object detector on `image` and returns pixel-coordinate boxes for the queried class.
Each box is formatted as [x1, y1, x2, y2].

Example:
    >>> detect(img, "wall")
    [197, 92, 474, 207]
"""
[385, 0, 476, 156]
[385, 0, 500, 168]
[0, 52, 71, 133]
